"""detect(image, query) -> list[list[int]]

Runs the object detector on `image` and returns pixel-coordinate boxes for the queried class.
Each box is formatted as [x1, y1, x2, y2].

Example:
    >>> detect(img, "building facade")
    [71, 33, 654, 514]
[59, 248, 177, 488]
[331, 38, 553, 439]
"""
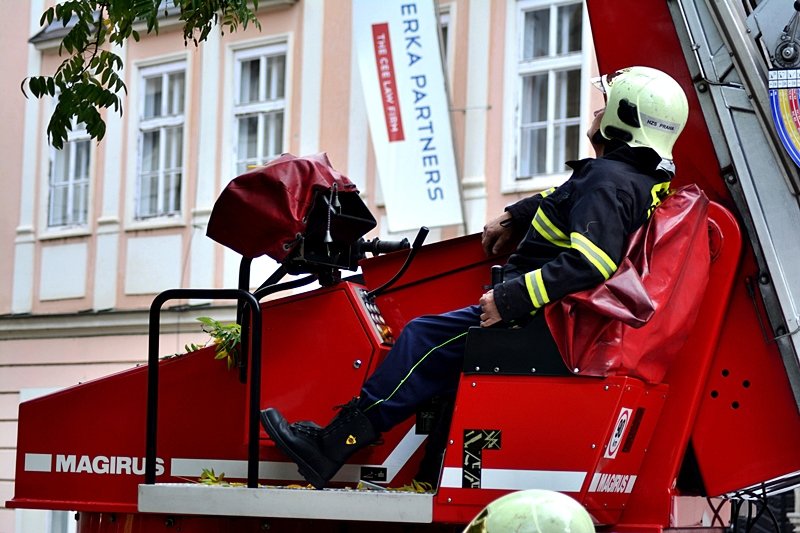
[0, 1, 599, 531]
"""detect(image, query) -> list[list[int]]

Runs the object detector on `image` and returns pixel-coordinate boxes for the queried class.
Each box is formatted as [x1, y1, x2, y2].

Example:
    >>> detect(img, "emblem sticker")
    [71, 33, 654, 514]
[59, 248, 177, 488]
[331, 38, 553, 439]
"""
[604, 408, 632, 459]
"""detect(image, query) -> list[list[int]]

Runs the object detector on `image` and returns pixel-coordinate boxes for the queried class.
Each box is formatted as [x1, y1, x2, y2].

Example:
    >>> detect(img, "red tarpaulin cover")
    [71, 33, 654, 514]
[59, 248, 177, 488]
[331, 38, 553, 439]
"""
[545, 184, 711, 383]
[207, 153, 360, 261]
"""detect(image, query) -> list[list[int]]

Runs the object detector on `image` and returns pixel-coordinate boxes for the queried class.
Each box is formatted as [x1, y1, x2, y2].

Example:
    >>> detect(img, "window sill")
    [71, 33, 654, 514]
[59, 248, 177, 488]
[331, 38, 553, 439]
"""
[38, 226, 91, 241]
[125, 216, 187, 232]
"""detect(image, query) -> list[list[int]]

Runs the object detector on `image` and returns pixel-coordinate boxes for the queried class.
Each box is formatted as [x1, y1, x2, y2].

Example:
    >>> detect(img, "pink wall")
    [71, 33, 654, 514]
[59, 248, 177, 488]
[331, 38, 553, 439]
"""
[0, 2, 32, 315]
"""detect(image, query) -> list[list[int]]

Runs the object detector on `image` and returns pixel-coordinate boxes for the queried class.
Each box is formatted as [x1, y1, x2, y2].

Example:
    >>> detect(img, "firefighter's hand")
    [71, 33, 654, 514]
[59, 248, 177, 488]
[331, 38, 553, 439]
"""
[479, 290, 502, 328]
[482, 212, 515, 256]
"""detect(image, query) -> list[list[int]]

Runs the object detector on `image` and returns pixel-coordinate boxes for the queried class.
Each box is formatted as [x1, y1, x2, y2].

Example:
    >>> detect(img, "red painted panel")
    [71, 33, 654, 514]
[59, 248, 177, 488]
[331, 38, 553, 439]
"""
[434, 375, 666, 525]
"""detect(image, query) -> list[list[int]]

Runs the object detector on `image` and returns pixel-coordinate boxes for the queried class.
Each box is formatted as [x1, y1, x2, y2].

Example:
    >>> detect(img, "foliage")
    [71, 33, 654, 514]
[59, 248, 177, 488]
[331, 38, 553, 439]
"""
[198, 468, 245, 486]
[186, 316, 242, 370]
[22, 0, 261, 149]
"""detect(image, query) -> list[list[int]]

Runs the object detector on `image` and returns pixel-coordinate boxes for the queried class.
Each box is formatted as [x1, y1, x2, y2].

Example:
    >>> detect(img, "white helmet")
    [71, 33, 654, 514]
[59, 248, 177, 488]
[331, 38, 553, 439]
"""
[594, 66, 689, 160]
[463, 490, 596, 533]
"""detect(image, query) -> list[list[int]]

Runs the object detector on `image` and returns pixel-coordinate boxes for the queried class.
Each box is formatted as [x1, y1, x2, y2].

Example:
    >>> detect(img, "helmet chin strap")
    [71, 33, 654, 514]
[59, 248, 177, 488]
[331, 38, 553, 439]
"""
[592, 128, 676, 176]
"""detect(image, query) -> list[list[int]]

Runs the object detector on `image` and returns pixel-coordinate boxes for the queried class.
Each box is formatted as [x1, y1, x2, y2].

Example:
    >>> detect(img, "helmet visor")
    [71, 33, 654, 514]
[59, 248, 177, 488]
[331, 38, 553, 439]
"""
[591, 69, 627, 101]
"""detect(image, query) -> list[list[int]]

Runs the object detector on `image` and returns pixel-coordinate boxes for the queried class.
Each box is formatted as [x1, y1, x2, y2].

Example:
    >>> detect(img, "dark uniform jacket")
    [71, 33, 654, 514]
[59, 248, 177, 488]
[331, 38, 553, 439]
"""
[492, 143, 673, 322]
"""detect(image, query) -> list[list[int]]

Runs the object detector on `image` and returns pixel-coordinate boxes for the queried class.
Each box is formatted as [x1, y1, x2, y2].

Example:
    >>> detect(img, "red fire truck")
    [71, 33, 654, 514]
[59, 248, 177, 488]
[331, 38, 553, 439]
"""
[8, 0, 800, 530]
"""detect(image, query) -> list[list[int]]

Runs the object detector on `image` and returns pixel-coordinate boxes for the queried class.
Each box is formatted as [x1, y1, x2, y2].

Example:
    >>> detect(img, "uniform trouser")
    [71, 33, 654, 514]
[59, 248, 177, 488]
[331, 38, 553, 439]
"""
[359, 305, 557, 433]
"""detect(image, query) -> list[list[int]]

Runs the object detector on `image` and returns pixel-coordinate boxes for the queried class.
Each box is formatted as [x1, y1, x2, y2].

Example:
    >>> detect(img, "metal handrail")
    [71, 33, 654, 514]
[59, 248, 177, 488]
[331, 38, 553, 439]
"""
[145, 288, 262, 488]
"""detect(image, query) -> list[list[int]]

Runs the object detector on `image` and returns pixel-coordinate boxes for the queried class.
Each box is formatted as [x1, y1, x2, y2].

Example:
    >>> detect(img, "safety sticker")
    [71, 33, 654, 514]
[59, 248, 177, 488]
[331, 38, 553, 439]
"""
[463, 429, 501, 488]
[604, 407, 632, 459]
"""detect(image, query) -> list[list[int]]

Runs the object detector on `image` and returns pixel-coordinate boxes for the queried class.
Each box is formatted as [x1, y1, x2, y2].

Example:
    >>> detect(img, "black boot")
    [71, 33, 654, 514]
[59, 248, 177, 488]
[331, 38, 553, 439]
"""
[261, 398, 379, 489]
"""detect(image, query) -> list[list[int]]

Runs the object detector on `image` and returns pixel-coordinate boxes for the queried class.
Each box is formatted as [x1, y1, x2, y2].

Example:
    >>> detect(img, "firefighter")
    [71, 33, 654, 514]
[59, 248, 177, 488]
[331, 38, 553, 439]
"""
[261, 66, 690, 490]
[462, 489, 595, 533]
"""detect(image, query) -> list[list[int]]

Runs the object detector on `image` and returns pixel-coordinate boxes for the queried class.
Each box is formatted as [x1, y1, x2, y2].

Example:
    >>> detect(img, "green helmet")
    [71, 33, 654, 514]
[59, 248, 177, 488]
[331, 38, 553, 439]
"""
[594, 66, 689, 160]
[463, 490, 596, 533]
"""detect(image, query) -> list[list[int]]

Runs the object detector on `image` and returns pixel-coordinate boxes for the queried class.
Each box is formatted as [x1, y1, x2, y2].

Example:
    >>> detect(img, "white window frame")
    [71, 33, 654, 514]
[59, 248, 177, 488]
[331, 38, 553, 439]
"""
[134, 60, 187, 222]
[221, 37, 291, 290]
[39, 98, 94, 239]
[47, 126, 91, 228]
[501, 0, 592, 193]
[231, 42, 288, 177]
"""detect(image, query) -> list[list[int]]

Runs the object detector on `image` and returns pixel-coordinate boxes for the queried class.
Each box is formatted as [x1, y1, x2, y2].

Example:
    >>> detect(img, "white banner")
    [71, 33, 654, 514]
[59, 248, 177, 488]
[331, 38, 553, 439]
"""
[353, 0, 463, 232]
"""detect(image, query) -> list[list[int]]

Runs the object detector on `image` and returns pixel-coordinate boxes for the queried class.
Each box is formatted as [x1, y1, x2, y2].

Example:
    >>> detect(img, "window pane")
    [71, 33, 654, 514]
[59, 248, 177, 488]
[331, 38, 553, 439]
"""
[521, 73, 548, 124]
[73, 181, 88, 224]
[138, 131, 160, 218]
[262, 111, 284, 160]
[555, 123, 580, 169]
[166, 171, 181, 214]
[141, 130, 160, 172]
[266, 55, 286, 100]
[144, 76, 163, 119]
[52, 147, 69, 184]
[440, 23, 449, 63]
[138, 173, 158, 218]
[520, 126, 547, 177]
[165, 126, 183, 170]
[555, 69, 581, 120]
[523, 8, 549, 59]
[167, 71, 185, 115]
[557, 3, 582, 55]
[238, 115, 259, 161]
[74, 140, 91, 181]
[50, 184, 68, 226]
[240, 59, 261, 104]
[73, 140, 90, 224]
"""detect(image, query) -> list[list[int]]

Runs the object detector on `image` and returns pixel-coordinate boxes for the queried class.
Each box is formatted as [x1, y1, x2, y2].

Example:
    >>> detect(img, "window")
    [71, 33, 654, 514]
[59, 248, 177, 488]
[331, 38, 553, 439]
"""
[48, 124, 90, 228]
[136, 61, 186, 220]
[439, 7, 451, 66]
[233, 45, 287, 176]
[514, 0, 584, 181]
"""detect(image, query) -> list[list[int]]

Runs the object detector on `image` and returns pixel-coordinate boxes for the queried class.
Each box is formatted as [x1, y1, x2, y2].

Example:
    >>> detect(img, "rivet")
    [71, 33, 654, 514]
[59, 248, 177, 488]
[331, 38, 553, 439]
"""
[447, 497, 452, 503]
[531, 368, 536, 373]
[493, 367, 500, 373]
[475, 366, 480, 371]
[697, 81, 709, 93]
[591, 444, 596, 449]
[471, 382, 477, 388]
[353, 359, 362, 369]
[449, 439, 454, 445]
[604, 385, 609, 391]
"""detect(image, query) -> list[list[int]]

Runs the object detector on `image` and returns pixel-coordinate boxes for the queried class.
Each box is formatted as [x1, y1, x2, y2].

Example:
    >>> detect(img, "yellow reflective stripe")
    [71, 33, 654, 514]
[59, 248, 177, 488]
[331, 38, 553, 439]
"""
[570, 232, 618, 280]
[524, 269, 550, 308]
[532, 208, 570, 248]
[540, 187, 557, 198]
[647, 181, 671, 218]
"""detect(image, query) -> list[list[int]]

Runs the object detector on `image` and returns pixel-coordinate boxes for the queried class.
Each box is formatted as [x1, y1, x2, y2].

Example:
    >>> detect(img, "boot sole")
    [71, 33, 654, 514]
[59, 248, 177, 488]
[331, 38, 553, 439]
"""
[260, 409, 329, 489]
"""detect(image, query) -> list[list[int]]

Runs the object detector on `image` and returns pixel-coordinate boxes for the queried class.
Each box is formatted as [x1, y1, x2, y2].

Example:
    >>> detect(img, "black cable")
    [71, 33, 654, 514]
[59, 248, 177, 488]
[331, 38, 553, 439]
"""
[705, 496, 727, 527]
